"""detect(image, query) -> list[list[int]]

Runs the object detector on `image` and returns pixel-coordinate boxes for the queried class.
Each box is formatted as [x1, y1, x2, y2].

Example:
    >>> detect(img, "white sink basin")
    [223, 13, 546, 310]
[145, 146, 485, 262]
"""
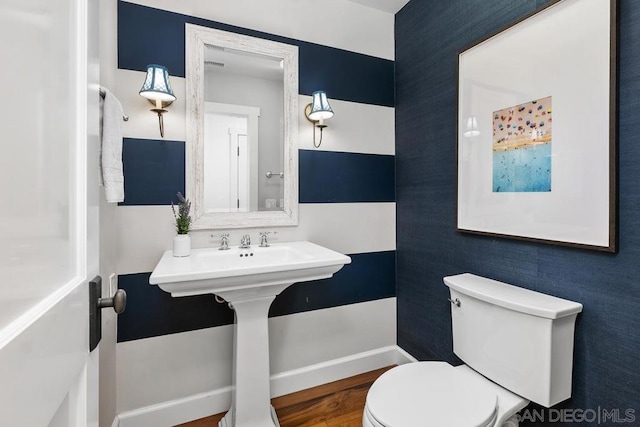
[149, 241, 351, 300]
[150, 241, 351, 427]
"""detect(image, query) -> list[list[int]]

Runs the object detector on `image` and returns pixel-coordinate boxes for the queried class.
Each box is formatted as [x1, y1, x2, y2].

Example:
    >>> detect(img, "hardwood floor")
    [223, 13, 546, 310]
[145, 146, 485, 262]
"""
[178, 366, 393, 427]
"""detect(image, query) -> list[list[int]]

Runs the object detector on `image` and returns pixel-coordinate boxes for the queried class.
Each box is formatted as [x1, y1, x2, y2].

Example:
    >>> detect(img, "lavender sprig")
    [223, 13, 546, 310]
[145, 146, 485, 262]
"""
[172, 192, 191, 234]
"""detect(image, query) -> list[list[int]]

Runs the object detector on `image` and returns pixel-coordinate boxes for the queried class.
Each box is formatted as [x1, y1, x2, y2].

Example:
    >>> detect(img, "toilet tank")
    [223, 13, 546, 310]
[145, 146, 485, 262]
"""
[444, 273, 583, 407]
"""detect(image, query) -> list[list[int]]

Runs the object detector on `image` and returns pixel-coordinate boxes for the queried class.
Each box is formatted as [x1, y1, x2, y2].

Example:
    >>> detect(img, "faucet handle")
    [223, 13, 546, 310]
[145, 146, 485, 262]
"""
[259, 232, 269, 248]
[212, 233, 230, 250]
[259, 231, 277, 247]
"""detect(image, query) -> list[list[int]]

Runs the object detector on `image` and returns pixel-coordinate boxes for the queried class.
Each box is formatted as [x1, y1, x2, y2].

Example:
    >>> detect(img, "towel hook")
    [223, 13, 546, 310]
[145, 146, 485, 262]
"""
[99, 88, 129, 121]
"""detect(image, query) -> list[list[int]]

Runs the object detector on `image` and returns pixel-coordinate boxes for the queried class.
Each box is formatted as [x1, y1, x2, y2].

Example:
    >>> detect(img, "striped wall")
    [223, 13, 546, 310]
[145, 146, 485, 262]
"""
[118, 2, 394, 105]
[113, 0, 396, 418]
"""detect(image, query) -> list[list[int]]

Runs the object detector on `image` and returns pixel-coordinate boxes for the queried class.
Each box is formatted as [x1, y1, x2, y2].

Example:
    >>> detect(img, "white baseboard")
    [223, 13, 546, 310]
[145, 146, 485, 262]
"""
[394, 345, 419, 364]
[116, 345, 416, 427]
[270, 344, 410, 397]
[110, 414, 119, 427]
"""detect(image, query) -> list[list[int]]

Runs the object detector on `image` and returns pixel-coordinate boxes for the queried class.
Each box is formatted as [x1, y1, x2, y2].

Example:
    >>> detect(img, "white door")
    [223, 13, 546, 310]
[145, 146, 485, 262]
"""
[228, 128, 250, 212]
[203, 102, 260, 213]
[205, 111, 248, 212]
[0, 0, 100, 425]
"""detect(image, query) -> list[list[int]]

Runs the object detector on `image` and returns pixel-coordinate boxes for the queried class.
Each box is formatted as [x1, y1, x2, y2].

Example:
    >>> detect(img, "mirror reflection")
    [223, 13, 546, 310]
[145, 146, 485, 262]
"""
[203, 46, 284, 213]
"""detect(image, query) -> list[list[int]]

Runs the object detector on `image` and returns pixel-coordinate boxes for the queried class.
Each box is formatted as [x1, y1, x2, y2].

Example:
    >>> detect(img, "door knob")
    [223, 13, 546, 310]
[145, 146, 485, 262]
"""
[98, 289, 127, 314]
[89, 276, 127, 352]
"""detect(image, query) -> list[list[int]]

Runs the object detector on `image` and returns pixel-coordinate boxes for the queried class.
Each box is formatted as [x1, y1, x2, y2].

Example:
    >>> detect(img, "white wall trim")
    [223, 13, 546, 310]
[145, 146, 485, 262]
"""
[270, 345, 410, 398]
[117, 345, 415, 427]
[394, 345, 419, 364]
[110, 415, 120, 427]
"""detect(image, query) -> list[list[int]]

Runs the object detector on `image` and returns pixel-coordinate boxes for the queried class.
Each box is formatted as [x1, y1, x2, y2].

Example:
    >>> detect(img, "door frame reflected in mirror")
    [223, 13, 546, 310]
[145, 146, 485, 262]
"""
[186, 24, 299, 229]
[203, 102, 260, 213]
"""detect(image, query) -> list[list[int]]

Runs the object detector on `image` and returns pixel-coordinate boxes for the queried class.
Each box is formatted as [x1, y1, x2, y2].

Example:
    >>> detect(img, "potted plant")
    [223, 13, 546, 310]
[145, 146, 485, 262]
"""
[172, 192, 192, 257]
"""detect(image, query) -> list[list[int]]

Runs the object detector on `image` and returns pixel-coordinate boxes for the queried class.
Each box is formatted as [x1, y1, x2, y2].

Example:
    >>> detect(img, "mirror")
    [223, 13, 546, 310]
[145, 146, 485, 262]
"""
[186, 24, 299, 229]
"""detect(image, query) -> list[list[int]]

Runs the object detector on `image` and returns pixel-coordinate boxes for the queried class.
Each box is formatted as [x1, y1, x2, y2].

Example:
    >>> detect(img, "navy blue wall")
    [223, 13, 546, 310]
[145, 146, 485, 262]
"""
[120, 143, 395, 206]
[299, 150, 395, 203]
[120, 138, 185, 206]
[396, 0, 640, 422]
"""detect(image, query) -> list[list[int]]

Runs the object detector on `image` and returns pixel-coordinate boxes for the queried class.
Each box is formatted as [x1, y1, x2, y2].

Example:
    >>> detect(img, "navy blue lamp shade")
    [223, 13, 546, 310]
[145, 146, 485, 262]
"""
[139, 64, 176, 102]
[308, 91, 334, 121]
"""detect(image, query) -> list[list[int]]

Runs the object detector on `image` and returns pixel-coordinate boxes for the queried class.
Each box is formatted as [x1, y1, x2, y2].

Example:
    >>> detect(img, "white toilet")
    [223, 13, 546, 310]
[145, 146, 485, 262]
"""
[363, 273, 583, 427]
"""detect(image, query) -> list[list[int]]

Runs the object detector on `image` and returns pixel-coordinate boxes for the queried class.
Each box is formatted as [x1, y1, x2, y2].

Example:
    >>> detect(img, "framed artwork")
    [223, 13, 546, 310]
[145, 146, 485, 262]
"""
[457, 0, 617, 252]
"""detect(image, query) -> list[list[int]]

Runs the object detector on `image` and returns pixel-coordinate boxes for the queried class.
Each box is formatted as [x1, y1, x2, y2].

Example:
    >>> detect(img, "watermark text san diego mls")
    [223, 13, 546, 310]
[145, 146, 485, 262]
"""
[517, 407, 636, 424]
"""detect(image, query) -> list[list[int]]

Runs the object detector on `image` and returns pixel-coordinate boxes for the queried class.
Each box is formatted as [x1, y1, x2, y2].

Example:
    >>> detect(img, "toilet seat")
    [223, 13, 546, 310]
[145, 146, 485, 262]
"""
[364, 362, 499, 427]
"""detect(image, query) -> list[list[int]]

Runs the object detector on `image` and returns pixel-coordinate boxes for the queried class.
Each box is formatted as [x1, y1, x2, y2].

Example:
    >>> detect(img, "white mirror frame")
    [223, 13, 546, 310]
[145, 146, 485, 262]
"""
[186, 24, 299, 229]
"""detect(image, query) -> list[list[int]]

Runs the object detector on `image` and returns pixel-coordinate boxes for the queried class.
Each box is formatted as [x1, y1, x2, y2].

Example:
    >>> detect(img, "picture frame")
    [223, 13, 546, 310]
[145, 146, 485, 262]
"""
[456, 0, 617, 252]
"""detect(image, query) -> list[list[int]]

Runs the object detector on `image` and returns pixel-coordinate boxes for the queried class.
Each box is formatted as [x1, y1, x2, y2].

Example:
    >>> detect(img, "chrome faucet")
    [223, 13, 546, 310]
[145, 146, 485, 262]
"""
[219, 233, 229, 251]
[259, 232, 270, 247]
[240, 234, 251, 249]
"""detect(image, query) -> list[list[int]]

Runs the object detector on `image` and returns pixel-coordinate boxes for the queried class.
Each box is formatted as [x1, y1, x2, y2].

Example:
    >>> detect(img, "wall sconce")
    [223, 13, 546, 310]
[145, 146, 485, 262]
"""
[139, 64, 176, 138]
[463, 116, 480, 138]
[304, 91, 334, 148]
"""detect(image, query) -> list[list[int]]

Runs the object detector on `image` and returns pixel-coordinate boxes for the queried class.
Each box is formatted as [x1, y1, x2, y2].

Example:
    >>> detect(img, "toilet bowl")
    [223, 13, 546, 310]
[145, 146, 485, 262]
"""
[363, 362, 526, 427]
[363, 273, 583, 427]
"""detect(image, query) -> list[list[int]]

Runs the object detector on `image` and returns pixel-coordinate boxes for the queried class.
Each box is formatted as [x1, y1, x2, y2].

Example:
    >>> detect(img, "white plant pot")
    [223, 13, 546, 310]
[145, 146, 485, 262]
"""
[173, 234, 191, 257]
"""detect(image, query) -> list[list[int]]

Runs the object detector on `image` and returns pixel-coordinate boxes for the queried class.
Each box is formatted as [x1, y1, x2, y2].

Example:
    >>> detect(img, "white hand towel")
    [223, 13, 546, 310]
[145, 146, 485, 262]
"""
[100, 87, 125, 203]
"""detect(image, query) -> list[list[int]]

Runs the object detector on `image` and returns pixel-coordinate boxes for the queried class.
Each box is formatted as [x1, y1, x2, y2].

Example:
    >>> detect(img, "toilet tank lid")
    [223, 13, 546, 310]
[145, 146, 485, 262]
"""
[444, 273, 583, 319]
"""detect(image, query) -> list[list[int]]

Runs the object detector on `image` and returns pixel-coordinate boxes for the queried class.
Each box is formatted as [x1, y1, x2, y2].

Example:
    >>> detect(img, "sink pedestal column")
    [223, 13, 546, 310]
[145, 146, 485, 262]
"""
[219, 295, 280, 427]
[149, 243, 351, 426]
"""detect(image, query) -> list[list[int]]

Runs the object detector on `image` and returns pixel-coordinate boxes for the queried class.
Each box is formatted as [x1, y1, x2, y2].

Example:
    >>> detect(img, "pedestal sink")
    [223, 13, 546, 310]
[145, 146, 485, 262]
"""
[149, 241, 351, 427]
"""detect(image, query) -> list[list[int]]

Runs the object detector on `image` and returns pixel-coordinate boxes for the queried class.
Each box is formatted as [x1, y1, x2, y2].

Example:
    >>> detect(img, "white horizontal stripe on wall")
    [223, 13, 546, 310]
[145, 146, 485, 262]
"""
[298, 95, 395, 155]
[121, 0, 395, 60]
[269, 297, 396, 374]
[116, 297, 397, 414]
[114, 69, 396, 152]
[117, 324, 233, 415]
[116, 202, 396, 275]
